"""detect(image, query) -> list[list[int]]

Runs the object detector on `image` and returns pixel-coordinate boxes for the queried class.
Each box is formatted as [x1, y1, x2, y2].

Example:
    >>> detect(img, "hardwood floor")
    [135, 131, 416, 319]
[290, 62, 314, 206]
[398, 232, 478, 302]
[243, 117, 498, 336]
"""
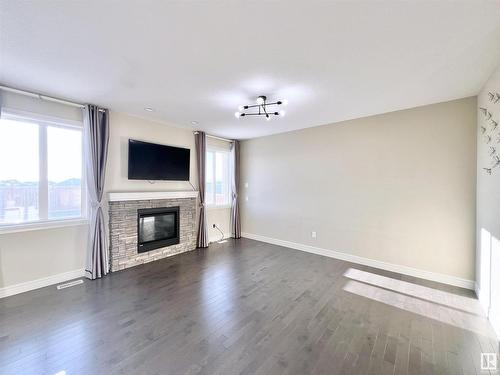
[0, 238, 498, 375]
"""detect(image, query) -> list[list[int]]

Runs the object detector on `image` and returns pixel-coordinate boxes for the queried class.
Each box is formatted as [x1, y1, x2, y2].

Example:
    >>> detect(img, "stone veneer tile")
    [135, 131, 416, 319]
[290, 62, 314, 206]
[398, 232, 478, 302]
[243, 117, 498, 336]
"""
[108, 197, 197, 272]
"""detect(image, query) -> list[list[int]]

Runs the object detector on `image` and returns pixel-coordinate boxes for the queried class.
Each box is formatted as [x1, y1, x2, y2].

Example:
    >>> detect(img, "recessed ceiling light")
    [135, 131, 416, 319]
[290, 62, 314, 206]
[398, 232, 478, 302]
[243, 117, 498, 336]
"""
[191, 121, 199, 126]
[144, 107, 154, 112]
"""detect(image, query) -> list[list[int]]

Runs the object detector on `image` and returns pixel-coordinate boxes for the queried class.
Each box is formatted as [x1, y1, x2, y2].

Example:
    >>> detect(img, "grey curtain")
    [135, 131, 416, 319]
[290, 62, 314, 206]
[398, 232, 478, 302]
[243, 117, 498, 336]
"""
[231, 140, 241, 238]
[84, 105, 110, 279]
[195, 132, 209, 248]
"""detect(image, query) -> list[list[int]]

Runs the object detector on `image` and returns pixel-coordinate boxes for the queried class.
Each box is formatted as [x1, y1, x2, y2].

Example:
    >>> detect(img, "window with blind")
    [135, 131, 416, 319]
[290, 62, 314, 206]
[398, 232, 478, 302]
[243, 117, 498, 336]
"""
[205, 148, 231, 208]
[0, 111, 85, 226]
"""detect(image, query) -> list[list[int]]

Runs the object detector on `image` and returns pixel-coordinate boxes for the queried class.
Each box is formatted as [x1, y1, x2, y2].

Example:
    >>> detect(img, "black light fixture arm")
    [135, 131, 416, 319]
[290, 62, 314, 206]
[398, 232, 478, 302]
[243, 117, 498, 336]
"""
[235, 95, 286, 119]
[241, 112, 280, 116]
[243, 101, 283, 110]
[262, 104, 269, 117]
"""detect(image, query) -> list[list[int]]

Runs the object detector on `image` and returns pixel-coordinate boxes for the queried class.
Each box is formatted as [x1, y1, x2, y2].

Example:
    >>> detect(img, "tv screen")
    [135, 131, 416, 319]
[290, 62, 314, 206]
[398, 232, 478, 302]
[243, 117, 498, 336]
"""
[128, 139, 190, 181]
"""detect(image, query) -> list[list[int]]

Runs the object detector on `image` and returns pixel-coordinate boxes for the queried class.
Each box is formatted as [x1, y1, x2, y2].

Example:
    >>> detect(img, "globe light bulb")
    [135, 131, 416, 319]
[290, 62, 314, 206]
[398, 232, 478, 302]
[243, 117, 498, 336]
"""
[256, 96, 265, 105]
[282, 99, 288, 106]
[235, 112, 241, 118]
[279, 110, 286, 117]
[238, 105, 244, 111]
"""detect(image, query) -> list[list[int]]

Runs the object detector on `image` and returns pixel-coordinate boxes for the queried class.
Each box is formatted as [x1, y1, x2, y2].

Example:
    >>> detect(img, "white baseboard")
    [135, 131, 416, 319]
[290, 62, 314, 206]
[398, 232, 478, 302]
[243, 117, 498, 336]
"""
[0, 268, 85, 298]
[476, 282, 489, 310]
[475, 283, 500, 341]
[242, 232, 475, 290]
[488, 311, 500, 341]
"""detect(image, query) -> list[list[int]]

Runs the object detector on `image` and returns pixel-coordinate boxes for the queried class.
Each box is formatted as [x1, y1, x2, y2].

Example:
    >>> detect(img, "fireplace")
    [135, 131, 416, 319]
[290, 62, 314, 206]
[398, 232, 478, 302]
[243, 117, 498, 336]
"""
[108, 191, 197, 271]
[137, 206, 180, 253]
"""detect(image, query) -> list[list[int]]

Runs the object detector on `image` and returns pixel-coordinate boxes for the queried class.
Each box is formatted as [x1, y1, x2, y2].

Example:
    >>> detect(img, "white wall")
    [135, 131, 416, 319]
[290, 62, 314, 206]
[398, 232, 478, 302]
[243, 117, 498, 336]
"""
[476, 64, 500, 336]
[240, 97, 477, 282]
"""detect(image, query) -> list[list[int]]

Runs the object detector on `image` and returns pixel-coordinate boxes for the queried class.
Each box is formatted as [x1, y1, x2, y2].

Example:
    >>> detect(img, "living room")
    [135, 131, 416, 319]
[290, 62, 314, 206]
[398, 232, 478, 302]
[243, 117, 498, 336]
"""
[0, 1, 500, 374]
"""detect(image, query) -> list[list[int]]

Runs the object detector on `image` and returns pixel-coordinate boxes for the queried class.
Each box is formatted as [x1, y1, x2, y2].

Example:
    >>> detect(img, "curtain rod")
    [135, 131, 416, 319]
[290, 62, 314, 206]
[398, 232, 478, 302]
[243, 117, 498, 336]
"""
[0, 84, 106, 113]
[193, 131, 233, 143]
[0, 84, 85, 108]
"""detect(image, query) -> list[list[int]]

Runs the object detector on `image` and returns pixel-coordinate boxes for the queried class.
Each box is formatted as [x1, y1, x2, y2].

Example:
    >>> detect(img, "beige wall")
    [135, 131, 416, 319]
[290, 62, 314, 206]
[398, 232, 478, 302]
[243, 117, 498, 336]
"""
[0, 225, 87, 287]
[207, 208, 231, 243]
[0, 90, 87, 289]
[240, 97, 477, 280]
[103, 112, 232, 243]
[476, 64, 500, 334]
[104, 112, 198, 193]
[0, 92, 477, 289]
[0, 105, 231, 289]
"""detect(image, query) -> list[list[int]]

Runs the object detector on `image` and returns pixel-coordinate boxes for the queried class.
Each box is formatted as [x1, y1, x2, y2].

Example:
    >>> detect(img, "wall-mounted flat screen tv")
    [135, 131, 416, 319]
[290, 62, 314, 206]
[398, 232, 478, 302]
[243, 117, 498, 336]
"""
[128, 139, 190, 181]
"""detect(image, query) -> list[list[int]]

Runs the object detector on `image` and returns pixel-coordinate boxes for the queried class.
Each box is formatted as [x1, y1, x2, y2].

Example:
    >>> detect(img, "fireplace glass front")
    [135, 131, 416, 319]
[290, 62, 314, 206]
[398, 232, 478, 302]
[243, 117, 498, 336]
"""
[137, 206, 180, 253]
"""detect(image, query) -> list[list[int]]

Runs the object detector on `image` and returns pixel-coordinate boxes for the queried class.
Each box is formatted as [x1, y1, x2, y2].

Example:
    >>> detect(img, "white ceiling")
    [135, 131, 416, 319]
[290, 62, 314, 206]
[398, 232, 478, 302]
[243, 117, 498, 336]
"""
[1, 1, 500, 139]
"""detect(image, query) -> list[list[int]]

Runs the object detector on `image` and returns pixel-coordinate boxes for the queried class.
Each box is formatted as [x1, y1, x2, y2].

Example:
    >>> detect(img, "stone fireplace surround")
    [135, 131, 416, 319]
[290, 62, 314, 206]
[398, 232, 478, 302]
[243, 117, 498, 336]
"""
[108, 191, 198, 271]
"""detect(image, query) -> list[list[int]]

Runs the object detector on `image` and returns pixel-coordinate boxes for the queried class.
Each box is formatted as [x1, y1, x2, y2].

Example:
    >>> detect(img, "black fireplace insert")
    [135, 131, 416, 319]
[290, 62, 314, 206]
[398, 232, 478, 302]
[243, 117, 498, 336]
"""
[137, 206, 180, 253]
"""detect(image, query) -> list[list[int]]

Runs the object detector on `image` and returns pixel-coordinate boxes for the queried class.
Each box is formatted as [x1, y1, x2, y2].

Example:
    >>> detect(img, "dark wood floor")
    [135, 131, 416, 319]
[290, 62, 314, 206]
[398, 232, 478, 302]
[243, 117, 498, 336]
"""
[0, 238, 498, 375]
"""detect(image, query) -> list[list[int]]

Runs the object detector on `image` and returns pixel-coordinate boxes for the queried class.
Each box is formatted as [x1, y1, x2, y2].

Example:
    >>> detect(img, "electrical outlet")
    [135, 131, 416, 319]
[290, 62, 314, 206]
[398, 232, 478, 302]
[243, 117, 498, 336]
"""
[311, 231, 317, 238]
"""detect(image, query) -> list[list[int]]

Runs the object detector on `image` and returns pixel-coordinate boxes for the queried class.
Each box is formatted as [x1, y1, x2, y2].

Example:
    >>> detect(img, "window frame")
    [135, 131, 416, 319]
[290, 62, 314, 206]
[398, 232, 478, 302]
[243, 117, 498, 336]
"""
[205, 146, 231, 209]
[0, 108, 87, 233]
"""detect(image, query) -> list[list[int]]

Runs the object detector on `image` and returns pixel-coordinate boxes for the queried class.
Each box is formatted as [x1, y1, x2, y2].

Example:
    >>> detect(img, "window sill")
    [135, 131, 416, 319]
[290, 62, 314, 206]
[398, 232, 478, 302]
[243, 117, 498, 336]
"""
[0, 218, 88, 235]
[206, 205, 231, 211]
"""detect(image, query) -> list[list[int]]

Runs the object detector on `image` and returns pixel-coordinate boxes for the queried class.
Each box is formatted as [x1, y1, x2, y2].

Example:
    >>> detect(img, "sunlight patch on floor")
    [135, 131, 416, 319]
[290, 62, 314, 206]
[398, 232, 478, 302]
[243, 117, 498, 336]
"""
[343, 278, 495, 338]
[343, 268, 483, 316]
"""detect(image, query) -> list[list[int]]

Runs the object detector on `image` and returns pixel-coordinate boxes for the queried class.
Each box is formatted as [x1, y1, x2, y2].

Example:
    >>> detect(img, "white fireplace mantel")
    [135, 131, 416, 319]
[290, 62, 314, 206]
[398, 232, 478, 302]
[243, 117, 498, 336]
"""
[108, 191, 199, 202]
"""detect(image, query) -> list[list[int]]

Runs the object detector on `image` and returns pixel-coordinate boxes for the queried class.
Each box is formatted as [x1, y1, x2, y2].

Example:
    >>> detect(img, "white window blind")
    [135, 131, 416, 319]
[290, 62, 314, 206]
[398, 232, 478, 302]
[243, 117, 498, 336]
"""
[0, 110, 86, 227]
[205, 147, 231, 208]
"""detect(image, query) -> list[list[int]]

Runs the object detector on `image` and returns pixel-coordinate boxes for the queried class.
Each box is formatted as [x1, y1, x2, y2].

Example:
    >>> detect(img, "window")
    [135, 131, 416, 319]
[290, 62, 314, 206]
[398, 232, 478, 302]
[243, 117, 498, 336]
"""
[205, 148, 231, 207]
[0, 112, 85, 226]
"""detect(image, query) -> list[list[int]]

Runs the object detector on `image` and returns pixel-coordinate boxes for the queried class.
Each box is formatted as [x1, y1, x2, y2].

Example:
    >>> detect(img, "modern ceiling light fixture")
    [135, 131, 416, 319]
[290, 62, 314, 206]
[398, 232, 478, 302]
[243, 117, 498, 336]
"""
[235, 96, 287, 120]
